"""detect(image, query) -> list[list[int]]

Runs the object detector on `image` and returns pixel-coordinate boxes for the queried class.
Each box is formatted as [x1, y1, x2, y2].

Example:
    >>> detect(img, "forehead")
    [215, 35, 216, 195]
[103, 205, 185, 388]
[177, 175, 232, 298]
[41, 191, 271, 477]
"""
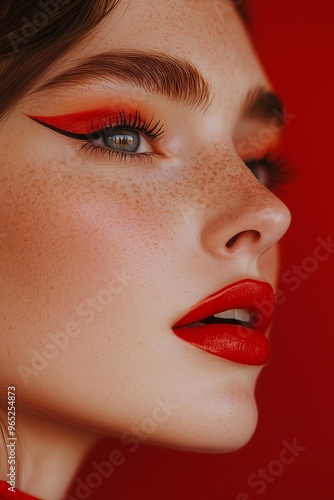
[66, 0, 268, 94]
[23, 0, 271, 128]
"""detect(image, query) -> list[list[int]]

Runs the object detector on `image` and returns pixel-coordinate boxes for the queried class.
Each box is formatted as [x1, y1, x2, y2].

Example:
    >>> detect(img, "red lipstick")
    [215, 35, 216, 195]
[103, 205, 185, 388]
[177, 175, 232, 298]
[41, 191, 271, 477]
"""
[172, 279, 275, 365]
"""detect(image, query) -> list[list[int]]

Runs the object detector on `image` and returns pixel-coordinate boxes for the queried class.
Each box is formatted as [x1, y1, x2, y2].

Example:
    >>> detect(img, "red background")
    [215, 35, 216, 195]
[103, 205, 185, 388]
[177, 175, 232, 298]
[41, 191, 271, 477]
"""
[67, 1, 334, 499]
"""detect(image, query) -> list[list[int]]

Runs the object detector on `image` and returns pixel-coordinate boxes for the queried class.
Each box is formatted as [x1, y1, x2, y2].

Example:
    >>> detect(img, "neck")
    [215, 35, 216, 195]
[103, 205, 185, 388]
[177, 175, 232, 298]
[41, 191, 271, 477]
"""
[1, 410, 100, 500]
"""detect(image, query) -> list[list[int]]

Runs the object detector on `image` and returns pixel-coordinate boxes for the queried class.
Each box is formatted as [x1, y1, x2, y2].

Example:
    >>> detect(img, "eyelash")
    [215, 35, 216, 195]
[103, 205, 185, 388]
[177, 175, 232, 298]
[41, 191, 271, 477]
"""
[244, 153, 295, 192]
[77, 110, 164, 164]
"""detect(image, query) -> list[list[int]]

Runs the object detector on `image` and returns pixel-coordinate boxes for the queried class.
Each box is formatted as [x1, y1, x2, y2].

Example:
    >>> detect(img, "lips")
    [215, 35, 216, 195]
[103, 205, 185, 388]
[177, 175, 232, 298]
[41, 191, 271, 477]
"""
[172, 279, 276, 365]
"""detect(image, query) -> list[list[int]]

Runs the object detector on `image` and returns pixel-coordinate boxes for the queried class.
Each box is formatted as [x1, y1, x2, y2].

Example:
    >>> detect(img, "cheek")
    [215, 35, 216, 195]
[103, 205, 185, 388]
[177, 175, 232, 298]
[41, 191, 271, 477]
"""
[0, 168, 142, 338]
[0, 158, 181, 347]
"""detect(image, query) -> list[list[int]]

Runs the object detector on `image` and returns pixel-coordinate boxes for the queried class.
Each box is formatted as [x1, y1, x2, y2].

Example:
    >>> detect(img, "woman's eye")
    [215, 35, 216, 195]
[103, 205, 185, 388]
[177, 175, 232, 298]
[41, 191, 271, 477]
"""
[244, 154, 294, 192]
[94, 129, 152, 154]
[246, 161, 269, 186]
[27, 109, 164, 163]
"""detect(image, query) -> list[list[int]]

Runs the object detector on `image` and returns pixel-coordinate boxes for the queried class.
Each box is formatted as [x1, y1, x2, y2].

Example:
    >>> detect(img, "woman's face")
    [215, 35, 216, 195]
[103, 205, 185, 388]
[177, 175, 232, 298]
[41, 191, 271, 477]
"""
[0, 0, 290, 451]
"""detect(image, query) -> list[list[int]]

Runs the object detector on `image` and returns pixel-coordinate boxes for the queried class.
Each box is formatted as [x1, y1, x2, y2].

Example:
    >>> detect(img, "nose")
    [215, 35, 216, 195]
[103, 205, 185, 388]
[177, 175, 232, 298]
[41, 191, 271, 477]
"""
[200, 164, 291, 260]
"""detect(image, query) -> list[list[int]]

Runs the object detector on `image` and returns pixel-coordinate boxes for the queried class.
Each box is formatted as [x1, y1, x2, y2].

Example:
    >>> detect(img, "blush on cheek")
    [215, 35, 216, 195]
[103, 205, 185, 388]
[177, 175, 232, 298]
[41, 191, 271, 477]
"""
[0, 168, 137, 330]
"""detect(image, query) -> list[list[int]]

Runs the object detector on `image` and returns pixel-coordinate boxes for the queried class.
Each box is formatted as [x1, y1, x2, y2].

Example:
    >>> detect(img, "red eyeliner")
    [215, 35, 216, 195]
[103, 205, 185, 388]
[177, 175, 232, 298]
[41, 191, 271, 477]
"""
[27, 107, 139, 135]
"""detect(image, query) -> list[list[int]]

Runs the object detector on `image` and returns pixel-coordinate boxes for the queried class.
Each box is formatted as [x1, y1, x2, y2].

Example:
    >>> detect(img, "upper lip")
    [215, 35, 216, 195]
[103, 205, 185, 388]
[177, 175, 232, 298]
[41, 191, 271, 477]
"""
[172, 279, 275, 333]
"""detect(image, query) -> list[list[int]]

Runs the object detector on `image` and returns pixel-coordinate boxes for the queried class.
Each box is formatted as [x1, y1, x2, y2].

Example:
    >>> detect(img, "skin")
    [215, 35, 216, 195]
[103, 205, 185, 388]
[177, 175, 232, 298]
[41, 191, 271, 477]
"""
[0, 0, 291, 498]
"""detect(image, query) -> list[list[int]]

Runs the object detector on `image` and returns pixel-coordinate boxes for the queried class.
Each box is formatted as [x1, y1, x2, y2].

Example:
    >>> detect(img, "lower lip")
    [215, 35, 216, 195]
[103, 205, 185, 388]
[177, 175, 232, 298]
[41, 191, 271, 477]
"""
[171, 324, 270, 365]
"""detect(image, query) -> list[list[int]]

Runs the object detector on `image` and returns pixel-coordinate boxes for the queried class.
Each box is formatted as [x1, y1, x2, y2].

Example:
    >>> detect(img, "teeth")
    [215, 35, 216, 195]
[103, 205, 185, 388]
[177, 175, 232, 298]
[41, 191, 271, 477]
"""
[213, 308, 251, 323]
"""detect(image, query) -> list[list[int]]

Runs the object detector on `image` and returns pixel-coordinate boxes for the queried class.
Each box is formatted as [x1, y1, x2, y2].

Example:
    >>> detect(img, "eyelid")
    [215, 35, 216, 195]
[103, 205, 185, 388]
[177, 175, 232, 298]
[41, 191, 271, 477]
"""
[26, 107, 148, 135]
[27, 107, 167, 165]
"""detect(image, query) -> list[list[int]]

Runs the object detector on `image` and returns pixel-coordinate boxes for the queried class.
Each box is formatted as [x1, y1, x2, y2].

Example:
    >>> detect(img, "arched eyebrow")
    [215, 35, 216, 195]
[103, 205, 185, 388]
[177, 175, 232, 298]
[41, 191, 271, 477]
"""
[31, 50, 284, 120]
[31, 50, 212, 112]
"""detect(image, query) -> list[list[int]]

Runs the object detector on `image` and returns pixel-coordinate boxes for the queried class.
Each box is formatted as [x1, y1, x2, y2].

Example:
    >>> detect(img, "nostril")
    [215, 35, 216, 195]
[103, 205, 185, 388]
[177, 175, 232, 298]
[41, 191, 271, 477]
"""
[225, 230, 261, 248]
[225, 233, 239, 248]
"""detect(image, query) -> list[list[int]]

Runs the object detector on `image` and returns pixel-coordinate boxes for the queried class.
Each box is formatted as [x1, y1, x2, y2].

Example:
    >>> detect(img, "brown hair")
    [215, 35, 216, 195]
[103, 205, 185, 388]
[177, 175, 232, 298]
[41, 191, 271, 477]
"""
[0, 0, 121, 121]
[0, 0, 249, 122]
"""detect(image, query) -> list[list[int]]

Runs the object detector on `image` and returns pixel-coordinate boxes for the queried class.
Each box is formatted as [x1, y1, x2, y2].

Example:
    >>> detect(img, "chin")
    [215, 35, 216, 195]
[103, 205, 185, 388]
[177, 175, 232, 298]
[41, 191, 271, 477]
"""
[128, 381, 259, 455]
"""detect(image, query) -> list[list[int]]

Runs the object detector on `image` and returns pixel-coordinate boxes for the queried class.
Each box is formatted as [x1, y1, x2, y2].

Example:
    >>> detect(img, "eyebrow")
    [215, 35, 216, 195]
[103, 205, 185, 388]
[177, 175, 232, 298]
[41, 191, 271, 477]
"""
[32, 50, 284, 120]
[32, 50, 212, 112]
[242, 86, 284, 122]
